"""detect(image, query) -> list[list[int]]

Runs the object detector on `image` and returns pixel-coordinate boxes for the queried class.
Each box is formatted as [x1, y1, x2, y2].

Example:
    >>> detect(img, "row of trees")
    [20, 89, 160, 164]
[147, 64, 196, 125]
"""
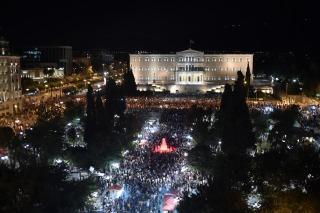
[179, 71, 320, 212]
[66, 75, 140, 170]
[0, 103, 96, 213]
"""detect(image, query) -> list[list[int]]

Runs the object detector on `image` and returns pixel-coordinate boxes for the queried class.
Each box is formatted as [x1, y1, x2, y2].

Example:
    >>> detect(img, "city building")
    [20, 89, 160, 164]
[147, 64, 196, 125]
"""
[21, 67, 64, 82]
[130, 49, 253, 93]
[0, 37, 22, 115]
[19, 46, 72, 75]
[84, 49, 114, 73]
[0, 36, 10, 56]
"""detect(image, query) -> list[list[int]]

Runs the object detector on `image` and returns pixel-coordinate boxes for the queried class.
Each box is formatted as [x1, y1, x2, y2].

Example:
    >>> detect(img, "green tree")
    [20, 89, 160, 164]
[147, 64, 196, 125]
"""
[122, 68, 137, 96]
[0, 164, 96, 213]
[0, 127, 15, 147]
[84, 84, 96, 142]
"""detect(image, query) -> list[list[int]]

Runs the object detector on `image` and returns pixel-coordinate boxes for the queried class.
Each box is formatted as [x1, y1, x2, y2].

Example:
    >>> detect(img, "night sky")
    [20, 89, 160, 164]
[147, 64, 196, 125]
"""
[1, 0, 319, 52]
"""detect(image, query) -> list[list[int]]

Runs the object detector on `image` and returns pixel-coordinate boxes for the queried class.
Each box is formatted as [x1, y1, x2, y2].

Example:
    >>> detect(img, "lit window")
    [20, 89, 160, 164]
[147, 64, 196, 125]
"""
[206, 58, 210, 62]
[152, 58, 155, 61]
[219, 58, 222, 62]
[213, 58, 216, 62]
[171, 57, 175, 62]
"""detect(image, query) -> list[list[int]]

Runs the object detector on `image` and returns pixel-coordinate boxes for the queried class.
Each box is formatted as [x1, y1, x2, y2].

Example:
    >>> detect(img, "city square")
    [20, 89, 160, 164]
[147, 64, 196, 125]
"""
[1, 1, 320, 213]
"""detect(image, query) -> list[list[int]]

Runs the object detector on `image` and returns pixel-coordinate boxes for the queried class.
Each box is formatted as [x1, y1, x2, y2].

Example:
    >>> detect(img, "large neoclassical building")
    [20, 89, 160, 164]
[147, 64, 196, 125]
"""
[130, 49, 253, 93]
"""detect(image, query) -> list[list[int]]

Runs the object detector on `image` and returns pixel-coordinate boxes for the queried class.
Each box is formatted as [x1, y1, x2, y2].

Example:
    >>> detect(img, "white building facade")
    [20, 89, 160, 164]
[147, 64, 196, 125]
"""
[0, 56, 21, 102]
[130, 49, 253, 93]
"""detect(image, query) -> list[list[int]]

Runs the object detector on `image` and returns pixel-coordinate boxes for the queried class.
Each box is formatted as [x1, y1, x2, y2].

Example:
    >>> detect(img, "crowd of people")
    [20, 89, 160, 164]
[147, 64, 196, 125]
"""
[99, 110, 207, 212]
[0, 96, 65, 133]
[127, 97, 220, 110]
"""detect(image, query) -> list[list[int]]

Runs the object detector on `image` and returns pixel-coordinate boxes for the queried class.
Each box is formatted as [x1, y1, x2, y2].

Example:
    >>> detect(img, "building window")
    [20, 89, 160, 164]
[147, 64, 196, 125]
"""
[188, 76, 191, 82]
[151, 58, 155, 61]
[239, 58, 242, 62]
[219, 58, 222, 62]
[197, 76, 200, 82]
[213, 58, 216, 62]
[226, 58, 229, 62]
[133, 57, 136, 62]
[138, 58, 141, 62]
[206, 57, 210, 62]
[233, 58, 235, 62]
[247, 58, 250, 62]
[171, 57, 174, 62]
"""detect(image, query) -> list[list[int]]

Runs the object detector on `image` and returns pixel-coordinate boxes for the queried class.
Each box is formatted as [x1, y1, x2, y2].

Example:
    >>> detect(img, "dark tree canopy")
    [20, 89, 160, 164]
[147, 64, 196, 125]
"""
[122, 68, 137, 96]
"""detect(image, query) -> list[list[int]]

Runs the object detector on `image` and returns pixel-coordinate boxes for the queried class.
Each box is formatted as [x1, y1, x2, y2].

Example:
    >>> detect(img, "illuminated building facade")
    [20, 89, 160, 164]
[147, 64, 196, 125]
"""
[130, 49, 253, 93]
[20, 46, 72, 75]
[0, 37, 21, 103]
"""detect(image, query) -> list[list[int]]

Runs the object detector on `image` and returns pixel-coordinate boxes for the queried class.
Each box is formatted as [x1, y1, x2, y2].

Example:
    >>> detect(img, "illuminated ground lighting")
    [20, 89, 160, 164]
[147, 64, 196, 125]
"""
[153, 138, 176, 153]
[108, 184, 124, 199]
[162, 192, 179, 212]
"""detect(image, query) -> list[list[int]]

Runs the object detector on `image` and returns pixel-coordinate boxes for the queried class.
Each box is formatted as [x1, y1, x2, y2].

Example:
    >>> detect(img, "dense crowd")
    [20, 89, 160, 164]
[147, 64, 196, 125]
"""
[99, 110, 207, 212]
[0, 97, 65, 132]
